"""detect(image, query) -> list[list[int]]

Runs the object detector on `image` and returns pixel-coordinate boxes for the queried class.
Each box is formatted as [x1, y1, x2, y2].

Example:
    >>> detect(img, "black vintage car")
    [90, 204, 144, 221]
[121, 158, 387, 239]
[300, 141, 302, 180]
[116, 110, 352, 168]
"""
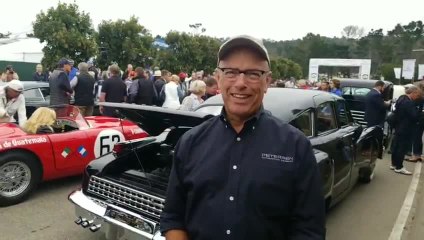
[338, 78, 394, 126]
[68, 88, 383, 240]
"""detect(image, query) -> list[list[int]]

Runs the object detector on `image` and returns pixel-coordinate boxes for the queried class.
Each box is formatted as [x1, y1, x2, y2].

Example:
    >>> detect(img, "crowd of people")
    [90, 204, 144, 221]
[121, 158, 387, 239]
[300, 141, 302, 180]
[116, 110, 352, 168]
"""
[272, 77, 343, 96]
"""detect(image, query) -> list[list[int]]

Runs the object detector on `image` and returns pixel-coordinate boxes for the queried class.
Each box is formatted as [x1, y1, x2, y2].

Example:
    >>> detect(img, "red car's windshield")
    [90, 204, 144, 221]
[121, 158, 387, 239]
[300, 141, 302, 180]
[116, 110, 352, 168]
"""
[52, 105, 90, 129]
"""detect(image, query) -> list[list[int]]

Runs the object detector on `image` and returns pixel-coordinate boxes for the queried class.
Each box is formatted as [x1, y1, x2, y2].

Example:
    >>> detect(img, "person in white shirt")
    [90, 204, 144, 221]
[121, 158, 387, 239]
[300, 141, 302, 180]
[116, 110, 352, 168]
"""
[0, 80, 27, 127]
[180, 80, 206, 111]
[162, 75, 181, 109]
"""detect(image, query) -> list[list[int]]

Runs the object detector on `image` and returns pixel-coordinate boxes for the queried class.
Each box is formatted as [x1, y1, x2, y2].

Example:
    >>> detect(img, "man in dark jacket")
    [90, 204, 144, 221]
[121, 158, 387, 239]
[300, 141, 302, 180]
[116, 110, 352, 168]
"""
[364, 80, 390, 127]
[49, 58, 72, 105]
[99, 64, 127, 117]
[32, 64, 49, 82]
[161, 35, 325, 240]
[72, 62, 96, 116]
[391, 85, 422, 175]
[128, 67, 156, 105]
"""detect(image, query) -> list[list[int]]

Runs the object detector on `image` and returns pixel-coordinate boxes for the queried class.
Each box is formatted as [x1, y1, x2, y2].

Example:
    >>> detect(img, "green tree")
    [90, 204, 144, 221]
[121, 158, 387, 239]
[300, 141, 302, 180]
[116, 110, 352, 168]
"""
[96, 16, 154, 69]
[270, 58, 303, 79]
[33, 2, 97, 70]
[376, 63, 397, 83]
[156, 31, 220, 73]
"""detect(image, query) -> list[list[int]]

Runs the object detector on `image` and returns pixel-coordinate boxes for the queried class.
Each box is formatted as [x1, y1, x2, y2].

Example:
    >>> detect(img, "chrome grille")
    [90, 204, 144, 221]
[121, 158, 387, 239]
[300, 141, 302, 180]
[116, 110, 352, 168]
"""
[350, 110, 367, 126]
[87, 176, 165, 219]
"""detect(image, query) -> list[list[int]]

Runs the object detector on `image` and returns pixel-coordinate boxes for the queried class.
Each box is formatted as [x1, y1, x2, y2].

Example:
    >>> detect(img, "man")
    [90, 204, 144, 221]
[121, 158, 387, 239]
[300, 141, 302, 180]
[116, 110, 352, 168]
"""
[87, 60, 99, 81]
[177, 72, 188, 102]
[154, 70, 168, 93]
[1, 65, 19, 82]
[128, 67, 156, 105]
[161, 35, 325, 240]
[391, 85, 422, 175]
[72, 62, 96, 116]
[68, 59, 79, 81]
[202, 77, 219, 100]
[122, 64, 134, 81]
[32, 64, 49, 82]
[0, 80, 26, 127]
[99, 64, 127, 117]
[320, 81, 330, 92]
[365, 80, 390, 127]
[49, 58, 73, 106]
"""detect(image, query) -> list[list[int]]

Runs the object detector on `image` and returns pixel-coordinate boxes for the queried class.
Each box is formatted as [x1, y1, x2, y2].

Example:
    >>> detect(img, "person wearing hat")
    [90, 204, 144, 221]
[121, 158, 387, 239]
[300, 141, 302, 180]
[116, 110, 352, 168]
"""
[68, 59, 79, 81]
[161, 35, 325, 240]
[49, 58, 73, 106]
[0, 79, 27, 127]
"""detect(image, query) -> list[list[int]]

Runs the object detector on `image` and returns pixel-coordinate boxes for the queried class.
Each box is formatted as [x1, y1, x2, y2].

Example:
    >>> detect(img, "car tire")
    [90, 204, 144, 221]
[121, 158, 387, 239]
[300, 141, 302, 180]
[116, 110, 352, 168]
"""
[0, 151, 42, 206]
[359, 166, 375, 183]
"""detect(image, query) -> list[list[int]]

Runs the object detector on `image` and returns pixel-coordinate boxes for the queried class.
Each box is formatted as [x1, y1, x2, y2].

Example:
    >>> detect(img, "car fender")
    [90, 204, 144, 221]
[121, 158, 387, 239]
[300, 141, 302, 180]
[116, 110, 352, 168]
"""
[356, 126, 384, 159]
[0, 135, 56, 181]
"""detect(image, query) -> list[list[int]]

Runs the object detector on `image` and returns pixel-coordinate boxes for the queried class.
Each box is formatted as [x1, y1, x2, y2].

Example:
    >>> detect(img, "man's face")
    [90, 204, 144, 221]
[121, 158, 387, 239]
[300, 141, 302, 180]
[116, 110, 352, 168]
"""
[36, 65, 42, 72]
[63, 64, 71, 73]
[206, 84, 218, 95]
[6, 72, 14, 81]
[127, 64, 133, 71]
[321, 82, 329, 91]
[217, 49, 271, 120]
[6, 88, 20, 99]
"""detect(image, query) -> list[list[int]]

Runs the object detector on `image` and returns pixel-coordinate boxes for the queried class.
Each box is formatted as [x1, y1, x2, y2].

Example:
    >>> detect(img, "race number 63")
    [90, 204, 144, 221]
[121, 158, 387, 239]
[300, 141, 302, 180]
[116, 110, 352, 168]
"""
[94, 130, 125, 158]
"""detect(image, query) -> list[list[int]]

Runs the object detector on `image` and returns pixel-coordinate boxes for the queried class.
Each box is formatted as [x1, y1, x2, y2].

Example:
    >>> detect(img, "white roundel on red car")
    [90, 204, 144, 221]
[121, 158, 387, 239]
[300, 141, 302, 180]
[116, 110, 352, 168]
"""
[94, 129, 125, 158]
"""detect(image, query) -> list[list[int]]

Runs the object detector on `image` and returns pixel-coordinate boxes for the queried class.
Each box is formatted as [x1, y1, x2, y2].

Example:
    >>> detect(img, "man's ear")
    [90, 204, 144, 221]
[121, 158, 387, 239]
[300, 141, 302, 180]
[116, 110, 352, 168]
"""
[264, 72, 272, 93]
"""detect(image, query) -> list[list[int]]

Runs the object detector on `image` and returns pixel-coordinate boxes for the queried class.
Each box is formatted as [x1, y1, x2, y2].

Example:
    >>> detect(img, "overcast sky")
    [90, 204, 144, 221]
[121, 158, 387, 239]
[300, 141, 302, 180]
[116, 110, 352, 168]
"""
[1, 0, 423, 41]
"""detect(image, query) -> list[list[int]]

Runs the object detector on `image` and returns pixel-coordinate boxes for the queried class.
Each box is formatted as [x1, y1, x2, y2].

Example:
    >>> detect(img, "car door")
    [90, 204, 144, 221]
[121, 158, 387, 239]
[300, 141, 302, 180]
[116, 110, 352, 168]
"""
[313, 101, 352, 197]
[48, 130, 91, 170]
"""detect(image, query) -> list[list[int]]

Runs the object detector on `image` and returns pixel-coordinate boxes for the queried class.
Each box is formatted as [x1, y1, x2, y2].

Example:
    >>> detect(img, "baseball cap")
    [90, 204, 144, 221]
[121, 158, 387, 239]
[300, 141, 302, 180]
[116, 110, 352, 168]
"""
[58, 58, 70, 67]
[178, 72, 187, 79]
[7, 80, 24, 92]
[217, 35, 270, 66]
[154, 70, 162, 77]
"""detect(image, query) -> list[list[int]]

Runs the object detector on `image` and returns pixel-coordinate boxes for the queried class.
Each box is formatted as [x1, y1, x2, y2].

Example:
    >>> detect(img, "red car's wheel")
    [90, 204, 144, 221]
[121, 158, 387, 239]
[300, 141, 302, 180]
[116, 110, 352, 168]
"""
[0, 151, 42, 206]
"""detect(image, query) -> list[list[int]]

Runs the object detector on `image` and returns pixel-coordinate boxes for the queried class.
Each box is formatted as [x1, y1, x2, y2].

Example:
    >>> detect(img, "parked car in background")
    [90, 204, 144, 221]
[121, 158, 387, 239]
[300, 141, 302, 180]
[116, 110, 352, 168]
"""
[0, 81, 50, 118]
[68, 88, 383, 240]
[0, 105, 147, 206]
[0, 81, 102, 118]
[338, 78, 393, 126]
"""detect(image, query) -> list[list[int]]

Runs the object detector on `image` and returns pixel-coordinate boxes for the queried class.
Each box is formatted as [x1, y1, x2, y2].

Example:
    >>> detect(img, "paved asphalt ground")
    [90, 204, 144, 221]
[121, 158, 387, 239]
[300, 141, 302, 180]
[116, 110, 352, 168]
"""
[0, 155, 422, 240]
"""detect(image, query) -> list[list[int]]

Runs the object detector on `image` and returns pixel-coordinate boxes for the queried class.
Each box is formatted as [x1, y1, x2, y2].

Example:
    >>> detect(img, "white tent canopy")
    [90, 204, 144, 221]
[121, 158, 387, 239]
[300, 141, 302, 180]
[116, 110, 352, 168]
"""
[0, 38, 44, 63]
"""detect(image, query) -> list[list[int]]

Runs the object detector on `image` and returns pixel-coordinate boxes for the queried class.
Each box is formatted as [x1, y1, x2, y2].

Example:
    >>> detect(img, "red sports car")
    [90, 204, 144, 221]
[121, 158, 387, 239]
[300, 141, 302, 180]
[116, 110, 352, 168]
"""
[0, 105, 147, 206]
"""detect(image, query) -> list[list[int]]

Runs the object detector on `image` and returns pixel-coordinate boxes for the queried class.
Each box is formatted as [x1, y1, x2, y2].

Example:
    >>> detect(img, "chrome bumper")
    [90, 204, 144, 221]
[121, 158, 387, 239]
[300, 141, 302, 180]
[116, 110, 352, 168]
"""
[68, 189, 164, 240]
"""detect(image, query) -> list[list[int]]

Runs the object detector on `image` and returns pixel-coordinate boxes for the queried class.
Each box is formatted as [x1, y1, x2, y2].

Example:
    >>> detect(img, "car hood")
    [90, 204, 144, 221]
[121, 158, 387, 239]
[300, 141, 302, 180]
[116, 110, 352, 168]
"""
[100, 102, 214, 136]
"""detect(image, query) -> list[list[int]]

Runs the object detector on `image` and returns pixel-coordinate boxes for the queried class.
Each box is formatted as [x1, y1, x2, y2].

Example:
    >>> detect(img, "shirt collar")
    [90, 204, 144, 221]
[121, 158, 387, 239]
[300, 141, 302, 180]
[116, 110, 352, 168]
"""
[219, 105, 265, 126]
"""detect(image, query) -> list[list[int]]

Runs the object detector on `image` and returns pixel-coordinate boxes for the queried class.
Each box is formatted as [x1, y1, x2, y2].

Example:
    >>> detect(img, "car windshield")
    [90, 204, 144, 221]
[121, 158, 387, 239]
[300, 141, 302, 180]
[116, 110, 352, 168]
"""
[342, 87, 371, 96]
[50, 105, 90, 130]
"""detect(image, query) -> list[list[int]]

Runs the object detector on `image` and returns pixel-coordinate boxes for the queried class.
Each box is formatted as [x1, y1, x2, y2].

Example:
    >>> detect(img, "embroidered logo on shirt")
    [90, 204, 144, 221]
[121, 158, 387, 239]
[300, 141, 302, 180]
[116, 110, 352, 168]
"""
[261, 153, 294, 163]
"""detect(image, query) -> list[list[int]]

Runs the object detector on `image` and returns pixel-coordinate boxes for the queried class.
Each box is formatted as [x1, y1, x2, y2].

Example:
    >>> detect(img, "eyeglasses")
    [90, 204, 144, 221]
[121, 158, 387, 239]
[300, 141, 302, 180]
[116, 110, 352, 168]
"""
[217, 67, 269, 82]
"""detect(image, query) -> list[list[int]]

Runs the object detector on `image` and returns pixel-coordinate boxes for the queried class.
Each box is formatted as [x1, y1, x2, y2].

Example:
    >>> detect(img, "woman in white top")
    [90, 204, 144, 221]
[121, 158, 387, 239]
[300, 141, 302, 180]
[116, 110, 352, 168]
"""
[180, 80, 206, 111]
[162, 74, 181, 109]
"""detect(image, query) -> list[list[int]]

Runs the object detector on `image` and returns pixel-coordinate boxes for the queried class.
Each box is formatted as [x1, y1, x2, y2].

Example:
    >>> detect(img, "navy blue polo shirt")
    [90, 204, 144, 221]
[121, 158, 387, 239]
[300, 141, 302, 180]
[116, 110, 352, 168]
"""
[160, 107, 325, 240]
